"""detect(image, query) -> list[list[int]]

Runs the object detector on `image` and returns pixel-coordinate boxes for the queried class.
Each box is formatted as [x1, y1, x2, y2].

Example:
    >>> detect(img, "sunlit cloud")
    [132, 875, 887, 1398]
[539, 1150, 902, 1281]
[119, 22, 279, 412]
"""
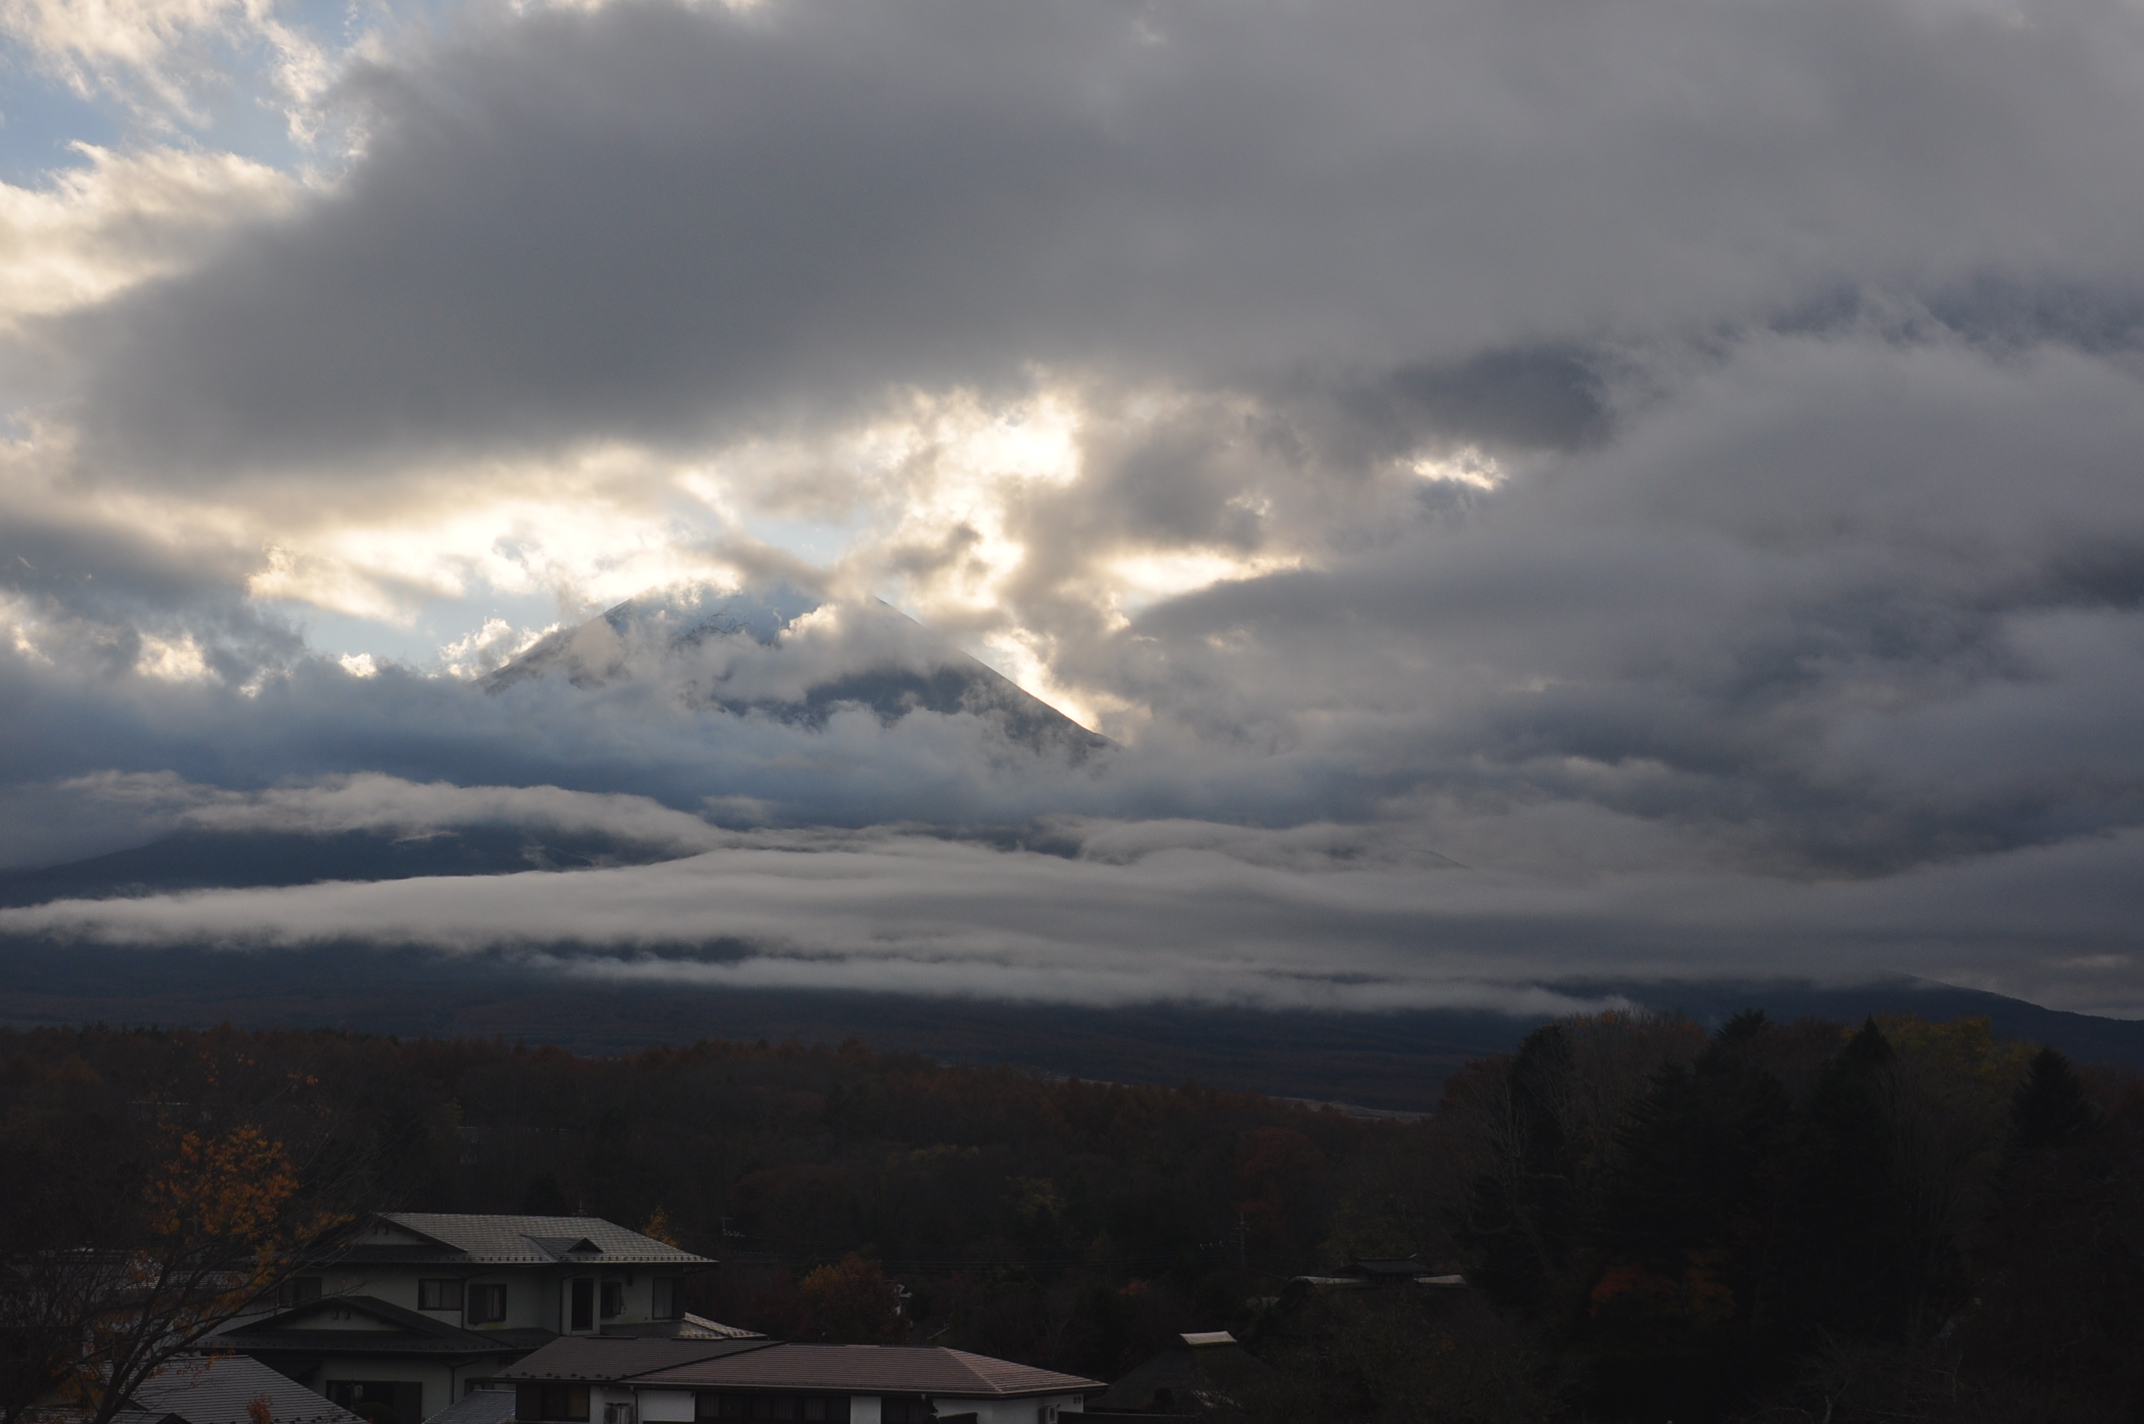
[0, 144, 296, 326]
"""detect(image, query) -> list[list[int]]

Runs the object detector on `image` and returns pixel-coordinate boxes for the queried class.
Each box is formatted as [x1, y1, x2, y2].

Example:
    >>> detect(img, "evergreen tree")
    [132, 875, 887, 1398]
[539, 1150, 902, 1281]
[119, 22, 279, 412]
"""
[2010, 1047, 2098, 1156]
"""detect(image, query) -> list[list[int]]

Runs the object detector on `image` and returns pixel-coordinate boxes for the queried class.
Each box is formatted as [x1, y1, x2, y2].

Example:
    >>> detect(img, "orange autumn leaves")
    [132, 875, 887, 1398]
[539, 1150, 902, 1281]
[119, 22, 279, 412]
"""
[140, 1123, 347, 1312]
[147, 1126, 300, 1245]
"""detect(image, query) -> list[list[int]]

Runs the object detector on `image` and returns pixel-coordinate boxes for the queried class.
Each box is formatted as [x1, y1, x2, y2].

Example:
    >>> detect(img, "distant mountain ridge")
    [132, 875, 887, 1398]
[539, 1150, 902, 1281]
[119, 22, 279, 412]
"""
[488, 583, 1111, 756]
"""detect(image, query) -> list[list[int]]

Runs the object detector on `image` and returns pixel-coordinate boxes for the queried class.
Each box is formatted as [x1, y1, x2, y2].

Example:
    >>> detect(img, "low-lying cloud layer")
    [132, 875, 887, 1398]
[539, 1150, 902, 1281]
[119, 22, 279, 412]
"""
[3, 0, 2143, 1015]
[6, 777, 2141, 1016]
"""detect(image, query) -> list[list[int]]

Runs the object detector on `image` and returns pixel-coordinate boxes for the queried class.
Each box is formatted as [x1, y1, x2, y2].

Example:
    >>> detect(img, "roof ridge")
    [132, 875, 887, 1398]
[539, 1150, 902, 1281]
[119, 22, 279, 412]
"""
[944, 1347, 999, 1391]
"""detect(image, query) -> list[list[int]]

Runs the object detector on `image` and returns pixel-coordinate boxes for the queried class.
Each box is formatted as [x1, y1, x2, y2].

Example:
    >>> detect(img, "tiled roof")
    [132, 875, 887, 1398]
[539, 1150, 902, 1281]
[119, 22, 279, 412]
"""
[376, 1216, 711, 1267]
[635, 1345, 1102, 1399]
[129, 1355, 363, 1424]
[421, 1393, 518, 1424]
[495, 1339, 775, 1382]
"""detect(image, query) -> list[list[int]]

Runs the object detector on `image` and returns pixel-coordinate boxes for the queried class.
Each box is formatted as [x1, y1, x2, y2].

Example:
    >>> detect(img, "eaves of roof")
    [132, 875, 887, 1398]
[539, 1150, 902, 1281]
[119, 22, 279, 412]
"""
[493, 1339, 775, 1382]
[215, 1331, 547, 1358]
[214, 1297, 547, 1356]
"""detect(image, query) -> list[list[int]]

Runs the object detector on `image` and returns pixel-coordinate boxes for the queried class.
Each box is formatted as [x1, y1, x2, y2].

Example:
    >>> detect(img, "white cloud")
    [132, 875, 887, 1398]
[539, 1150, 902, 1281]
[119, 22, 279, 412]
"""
[0, 0, 344, 138]
[0, 144, 296, 327]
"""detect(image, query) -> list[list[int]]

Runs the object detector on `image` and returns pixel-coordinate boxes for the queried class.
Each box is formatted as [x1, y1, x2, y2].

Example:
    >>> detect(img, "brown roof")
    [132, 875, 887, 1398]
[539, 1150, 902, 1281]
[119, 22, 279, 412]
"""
[494, 1338, 773, 1382]
[636, 1345, 1101, 1399]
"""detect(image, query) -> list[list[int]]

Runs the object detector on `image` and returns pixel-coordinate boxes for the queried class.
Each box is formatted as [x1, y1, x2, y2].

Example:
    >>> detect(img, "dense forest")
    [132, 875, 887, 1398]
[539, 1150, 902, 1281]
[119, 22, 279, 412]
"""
[1, 1011, 2139, 1422]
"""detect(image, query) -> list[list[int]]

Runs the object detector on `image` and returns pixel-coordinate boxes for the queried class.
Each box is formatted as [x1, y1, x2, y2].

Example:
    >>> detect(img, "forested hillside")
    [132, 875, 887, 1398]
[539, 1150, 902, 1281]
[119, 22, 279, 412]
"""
[2, 1012, 2138, 1421]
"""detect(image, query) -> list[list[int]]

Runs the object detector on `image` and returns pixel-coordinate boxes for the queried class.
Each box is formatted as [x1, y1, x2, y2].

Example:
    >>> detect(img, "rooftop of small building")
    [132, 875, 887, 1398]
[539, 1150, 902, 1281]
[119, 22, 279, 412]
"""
[634, 1343, 1102, 1399]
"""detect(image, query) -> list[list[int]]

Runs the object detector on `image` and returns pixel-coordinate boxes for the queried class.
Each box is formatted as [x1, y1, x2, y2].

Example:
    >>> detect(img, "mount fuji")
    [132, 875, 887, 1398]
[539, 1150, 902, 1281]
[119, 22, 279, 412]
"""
[488, 583, 1111, 758]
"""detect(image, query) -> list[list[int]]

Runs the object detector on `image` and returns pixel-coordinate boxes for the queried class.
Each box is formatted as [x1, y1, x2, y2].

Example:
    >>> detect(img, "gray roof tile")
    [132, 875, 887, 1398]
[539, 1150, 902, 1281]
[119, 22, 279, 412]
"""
[374, 1216, 710, 1268]
[129, 1355, 363, 1424]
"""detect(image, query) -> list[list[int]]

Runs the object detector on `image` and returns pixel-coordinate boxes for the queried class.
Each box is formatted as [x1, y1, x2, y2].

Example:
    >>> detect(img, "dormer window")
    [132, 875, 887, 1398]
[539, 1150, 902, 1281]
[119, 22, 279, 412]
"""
[277, 1277, 322, 1308]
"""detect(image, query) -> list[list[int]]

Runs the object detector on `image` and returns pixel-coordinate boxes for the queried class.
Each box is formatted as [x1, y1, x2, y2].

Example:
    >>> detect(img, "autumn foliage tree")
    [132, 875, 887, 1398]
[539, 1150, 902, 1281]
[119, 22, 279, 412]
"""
[0, 1036, 373, 1424]
[14, 1123, 353, 1424]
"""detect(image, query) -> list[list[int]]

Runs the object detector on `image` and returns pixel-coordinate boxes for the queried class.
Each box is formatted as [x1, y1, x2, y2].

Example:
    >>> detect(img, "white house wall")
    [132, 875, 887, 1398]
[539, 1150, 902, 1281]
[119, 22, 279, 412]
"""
[634, 1390, 694, 1422]
[941, 1397, 1085, 1424]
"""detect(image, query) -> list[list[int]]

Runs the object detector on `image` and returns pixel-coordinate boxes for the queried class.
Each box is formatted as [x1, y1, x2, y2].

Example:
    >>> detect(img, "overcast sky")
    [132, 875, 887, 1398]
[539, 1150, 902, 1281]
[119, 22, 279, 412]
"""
[3, 0, 2143, 1016]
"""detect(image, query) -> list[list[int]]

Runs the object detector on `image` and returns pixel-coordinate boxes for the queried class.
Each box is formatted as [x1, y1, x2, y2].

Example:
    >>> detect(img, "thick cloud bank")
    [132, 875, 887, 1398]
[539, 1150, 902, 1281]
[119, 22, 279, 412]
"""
[2, 0, 2143, 1016]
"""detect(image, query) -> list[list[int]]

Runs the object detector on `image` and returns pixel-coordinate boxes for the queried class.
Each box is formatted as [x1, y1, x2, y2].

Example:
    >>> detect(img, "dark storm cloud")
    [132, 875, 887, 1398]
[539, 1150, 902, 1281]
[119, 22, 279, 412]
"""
[46, 0, 2144, 478]
[1105, 336, 2144, 872]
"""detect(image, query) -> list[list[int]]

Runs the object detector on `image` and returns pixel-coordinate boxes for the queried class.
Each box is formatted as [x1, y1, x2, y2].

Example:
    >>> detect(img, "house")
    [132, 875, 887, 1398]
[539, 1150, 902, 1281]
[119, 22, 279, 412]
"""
[210, 1215, 718, 1424]
[494, 1332, 1102, 1424]
[121, 1353, 364, 1424]
[1081, 1332, 1275, 1419]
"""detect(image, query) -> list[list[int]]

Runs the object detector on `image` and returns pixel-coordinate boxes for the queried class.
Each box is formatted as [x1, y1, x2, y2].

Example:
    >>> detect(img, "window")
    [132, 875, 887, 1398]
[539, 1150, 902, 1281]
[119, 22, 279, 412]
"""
[329, 1382, 423, 1424]
[418, 1280, 463, 1311]
[570, 1278, 595, 1332]
[515, 1386, 589, 1422]
[276, 1277, 322, 1308]
[880, 1402, 933, 1424]
[599, 1281, 624, 1319]
[467, 1284, 508, 1324]
[1035, 1408, 1059, 1424]
[651, 1278, 678, 1321]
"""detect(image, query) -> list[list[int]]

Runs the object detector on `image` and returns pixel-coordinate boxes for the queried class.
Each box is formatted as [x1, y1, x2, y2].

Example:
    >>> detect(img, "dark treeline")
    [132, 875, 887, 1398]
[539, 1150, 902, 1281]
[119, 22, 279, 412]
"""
[1305, 1011, 2144, 1422]
[2, 1012, 2140, 1421]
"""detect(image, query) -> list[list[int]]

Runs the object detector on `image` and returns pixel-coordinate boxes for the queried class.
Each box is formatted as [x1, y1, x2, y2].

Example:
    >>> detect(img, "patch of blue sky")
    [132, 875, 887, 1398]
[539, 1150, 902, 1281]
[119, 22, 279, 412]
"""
[0, 57, 124, 184]
[262, 585, 568, 672]
[737, 509, 867, 567]
[0, 0, 405, 188]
